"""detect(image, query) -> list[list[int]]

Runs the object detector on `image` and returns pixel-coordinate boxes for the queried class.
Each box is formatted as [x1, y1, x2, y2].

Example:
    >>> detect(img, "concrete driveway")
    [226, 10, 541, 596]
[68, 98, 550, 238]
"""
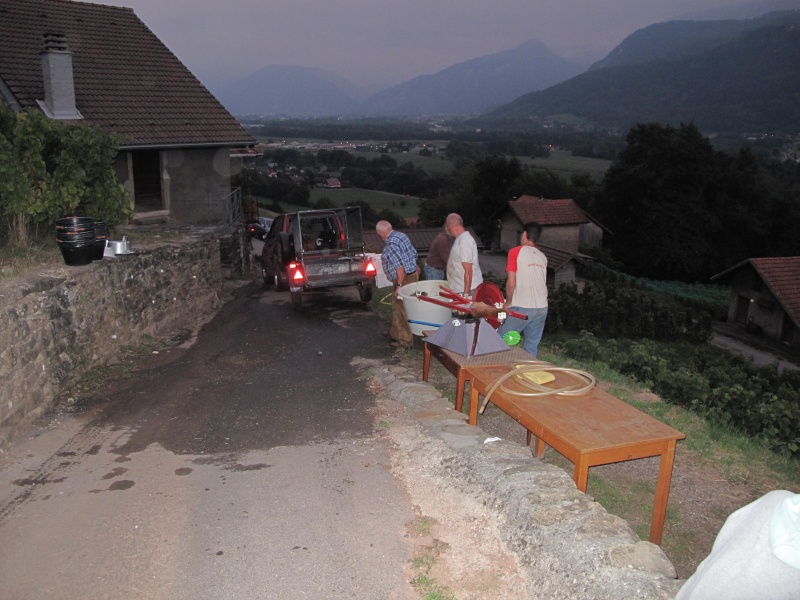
[0, 281, 415, 599]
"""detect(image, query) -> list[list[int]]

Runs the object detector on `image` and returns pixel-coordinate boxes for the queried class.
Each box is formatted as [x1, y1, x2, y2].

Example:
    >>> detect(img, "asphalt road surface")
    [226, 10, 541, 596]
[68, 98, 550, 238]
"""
[0, 280, 415, 599]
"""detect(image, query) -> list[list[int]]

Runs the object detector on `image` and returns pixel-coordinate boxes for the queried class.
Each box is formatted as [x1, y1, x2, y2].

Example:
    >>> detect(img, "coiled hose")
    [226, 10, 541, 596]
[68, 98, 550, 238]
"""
[479, 359, 597, 415]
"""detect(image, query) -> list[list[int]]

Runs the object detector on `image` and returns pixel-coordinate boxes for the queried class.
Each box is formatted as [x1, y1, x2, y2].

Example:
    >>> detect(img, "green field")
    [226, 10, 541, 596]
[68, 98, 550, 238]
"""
[257, 187, 424, 219]
[518, 149, 612, 181]
[308, 188, 423, 217]
[351, 151, 456, 174]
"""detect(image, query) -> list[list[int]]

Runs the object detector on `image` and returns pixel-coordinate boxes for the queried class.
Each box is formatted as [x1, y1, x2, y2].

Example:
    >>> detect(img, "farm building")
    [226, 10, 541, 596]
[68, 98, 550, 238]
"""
[711, 257, 800, 349]
[495, 195, 608, 254]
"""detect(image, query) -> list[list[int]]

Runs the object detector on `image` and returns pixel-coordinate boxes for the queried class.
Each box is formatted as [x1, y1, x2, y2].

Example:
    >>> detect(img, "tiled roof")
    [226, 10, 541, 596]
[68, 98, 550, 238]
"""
[752, 257, 800, 327]
[508, 195, 590, 226]
[363, 228, 483, 253]
[536, 243, 574, 272]
[0, 0, 254, 148]
[713, 256, 800, 327]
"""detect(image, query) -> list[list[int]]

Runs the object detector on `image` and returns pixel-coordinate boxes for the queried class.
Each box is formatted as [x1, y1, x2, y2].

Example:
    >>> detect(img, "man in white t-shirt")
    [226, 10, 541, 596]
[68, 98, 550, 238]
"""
[498, 221, 548, 357]
[445, 213, 483, 297]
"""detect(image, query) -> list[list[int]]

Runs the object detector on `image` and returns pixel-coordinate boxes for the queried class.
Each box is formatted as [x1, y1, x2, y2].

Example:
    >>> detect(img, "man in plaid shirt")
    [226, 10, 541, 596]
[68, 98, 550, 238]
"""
[376, 220, 418, 348]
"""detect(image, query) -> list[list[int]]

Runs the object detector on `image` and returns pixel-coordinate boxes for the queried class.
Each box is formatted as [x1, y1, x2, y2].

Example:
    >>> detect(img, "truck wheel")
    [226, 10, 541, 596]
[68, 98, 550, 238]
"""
[275, 271, 287, 291]
[261, 264, 272, 286]
[358, 285, 373, 303]
[291, 290, 303, 310]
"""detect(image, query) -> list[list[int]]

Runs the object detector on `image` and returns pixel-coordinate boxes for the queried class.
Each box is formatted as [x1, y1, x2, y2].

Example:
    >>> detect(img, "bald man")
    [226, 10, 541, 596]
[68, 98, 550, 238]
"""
[445, 213, 482, 297]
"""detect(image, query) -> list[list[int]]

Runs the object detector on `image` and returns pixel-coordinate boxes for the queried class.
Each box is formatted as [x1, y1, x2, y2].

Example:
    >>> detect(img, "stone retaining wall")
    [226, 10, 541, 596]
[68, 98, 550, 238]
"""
[0, 237, 223, 453]
[360, 360, 684, 599]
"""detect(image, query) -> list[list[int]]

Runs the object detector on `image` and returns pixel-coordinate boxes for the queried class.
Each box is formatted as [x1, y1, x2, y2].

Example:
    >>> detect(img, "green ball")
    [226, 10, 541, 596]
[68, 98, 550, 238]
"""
[503, 331, 521, 346]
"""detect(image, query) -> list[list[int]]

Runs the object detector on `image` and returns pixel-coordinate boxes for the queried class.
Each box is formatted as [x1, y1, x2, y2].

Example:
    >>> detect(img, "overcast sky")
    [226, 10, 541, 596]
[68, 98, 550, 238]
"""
[100, 0, 787, 92]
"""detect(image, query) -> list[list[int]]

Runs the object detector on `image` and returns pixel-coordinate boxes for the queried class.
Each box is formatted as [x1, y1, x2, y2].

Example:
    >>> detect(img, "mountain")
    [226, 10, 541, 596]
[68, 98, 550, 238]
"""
[589, 10, 797, 70]
[478, 11, 800, 133]
[214, 65, 361, 117]
[360, 40, 587, 117]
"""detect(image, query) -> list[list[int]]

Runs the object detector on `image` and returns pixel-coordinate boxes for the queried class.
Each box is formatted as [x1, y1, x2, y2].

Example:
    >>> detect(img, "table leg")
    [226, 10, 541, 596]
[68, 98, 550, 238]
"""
[533, 436, 546, 459]
[574, 456, 589, 493]
[649, 441, 677, 545]
[455, 369, 466, 413]
[422, 343, 431, 382]
[468, 383, 479, 425]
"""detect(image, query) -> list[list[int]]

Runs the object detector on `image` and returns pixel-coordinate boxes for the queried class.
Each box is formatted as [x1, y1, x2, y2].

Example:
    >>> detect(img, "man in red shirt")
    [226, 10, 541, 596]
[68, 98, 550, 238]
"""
[498, 221, 548, 357]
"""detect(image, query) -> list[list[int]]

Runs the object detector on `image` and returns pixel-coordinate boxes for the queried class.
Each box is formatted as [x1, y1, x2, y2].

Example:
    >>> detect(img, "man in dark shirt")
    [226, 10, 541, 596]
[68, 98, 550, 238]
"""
[424, 226, 452, 281]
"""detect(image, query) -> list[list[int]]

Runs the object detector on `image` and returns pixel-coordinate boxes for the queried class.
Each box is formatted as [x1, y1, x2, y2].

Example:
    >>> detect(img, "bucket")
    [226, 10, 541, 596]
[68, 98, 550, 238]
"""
[93, 220, 109, 260]
[56, 216, 95, 266]
[398, 280, 454, 336]
[58, 243, 94, 266]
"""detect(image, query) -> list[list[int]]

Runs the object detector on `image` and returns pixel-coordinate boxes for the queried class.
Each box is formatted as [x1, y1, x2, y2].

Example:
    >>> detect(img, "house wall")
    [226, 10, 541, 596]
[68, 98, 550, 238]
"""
[498, 215, 580, 254]
[725, 268, 798, 347]
[540, 225, 580, 254]
[114, 153, 135, 199]
[552, 263, 576, 289]
[579, 222, 604, 248]
[116, 148, 235, 223]
[164, 148, 233, 223]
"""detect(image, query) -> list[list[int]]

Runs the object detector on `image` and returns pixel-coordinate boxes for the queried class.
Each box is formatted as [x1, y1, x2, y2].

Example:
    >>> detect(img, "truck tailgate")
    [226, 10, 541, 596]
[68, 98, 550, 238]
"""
[302, 254, 374, 288]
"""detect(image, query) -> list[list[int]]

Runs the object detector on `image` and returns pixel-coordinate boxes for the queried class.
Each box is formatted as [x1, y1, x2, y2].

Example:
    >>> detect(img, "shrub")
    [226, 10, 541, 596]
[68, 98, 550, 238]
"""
[0, 105, 132, 246]
[554, 331, 800, 458]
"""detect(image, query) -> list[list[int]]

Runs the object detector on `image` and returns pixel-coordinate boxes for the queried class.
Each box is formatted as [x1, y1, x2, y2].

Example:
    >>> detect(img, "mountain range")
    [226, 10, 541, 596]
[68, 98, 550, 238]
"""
[358, 41, 585, 117]
[479, 10, 800, 132]
[214, 40, 587, 118]
[214, 5, 800, 133]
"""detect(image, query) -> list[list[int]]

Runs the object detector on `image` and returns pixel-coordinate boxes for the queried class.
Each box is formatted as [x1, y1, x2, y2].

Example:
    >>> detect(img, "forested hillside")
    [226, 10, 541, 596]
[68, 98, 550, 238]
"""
[479, 11, 800, 133]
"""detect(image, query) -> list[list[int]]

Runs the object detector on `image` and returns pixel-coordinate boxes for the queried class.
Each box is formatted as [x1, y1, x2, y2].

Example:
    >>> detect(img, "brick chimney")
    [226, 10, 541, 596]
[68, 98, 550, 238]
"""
[37, 32, 82, 120]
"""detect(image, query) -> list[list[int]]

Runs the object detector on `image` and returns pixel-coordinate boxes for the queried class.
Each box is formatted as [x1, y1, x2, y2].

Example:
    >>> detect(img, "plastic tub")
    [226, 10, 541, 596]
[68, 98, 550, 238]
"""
[399, 279, 454, 336]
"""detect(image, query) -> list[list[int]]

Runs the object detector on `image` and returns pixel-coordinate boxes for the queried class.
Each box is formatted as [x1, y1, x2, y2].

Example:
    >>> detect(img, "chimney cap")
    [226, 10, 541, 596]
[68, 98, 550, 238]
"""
[42, 32, 68, 53]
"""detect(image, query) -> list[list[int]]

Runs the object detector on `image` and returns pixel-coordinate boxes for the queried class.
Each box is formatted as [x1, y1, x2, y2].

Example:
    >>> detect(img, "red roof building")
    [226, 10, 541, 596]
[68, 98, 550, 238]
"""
[498, 195, 605, 254]
[712, 257, 800, 348]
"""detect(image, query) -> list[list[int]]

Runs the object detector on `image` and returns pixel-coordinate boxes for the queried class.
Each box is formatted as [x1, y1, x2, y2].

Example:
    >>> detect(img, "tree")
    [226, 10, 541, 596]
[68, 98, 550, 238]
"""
[598, 123, 724, 281]
[469, 155, 522, 237]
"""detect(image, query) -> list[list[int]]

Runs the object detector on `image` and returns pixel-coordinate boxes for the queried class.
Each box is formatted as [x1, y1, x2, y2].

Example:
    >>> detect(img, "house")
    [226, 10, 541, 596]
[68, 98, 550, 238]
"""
[711, 257, 800, 349]
[496, 195, 605, 254]
[494, 195, 609, 287]
[0, 0, 255, 224]
[323, 178, 342, 189]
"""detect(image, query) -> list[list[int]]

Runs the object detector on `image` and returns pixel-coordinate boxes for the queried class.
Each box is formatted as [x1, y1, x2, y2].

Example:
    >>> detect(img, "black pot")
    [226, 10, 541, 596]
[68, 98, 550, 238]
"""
[59, 243, 94, 266]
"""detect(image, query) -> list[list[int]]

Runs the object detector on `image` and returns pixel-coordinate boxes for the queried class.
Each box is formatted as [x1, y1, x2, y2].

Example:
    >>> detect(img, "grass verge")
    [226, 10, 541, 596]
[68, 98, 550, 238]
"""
[0, 239, 62, 279]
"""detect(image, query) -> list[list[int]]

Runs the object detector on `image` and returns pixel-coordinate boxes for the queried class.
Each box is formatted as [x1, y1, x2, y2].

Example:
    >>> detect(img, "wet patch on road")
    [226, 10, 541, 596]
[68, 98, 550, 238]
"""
[101, 467, 128, 480]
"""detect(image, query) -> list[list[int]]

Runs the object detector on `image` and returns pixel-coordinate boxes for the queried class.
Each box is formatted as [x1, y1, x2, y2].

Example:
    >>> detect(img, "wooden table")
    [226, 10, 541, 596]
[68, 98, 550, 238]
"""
[465, 364, 685, 545]
[422, 339, 536, 413]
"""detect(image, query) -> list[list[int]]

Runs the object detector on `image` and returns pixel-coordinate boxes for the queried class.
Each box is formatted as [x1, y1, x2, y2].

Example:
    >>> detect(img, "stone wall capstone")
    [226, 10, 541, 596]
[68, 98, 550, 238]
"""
[0, 237, 223, 453]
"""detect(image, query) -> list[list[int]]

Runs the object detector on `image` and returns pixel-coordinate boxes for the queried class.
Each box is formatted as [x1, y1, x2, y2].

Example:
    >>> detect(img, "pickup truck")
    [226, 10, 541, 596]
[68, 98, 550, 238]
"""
[260, 207, 377, 309]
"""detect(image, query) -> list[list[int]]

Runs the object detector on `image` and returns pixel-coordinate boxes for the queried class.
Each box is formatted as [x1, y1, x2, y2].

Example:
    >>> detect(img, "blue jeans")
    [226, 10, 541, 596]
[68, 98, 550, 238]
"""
[498, 306, 548, 357]
[423, 264, 445, 281]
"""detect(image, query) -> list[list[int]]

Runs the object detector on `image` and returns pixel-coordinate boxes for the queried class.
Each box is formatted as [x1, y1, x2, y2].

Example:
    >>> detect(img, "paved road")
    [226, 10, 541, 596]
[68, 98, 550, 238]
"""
[0, 281, 414, 599]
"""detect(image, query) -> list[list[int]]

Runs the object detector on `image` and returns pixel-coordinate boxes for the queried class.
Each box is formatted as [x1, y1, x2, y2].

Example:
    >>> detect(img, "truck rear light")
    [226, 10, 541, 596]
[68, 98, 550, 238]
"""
[288, 261, 305, 283]
[365, 260, 377, 276]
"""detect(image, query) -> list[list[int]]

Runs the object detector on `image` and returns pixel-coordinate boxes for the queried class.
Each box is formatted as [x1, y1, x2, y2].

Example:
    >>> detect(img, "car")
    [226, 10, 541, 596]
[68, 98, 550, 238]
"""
[247, 217, 273, 241]
[260, 207, 376, 309]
